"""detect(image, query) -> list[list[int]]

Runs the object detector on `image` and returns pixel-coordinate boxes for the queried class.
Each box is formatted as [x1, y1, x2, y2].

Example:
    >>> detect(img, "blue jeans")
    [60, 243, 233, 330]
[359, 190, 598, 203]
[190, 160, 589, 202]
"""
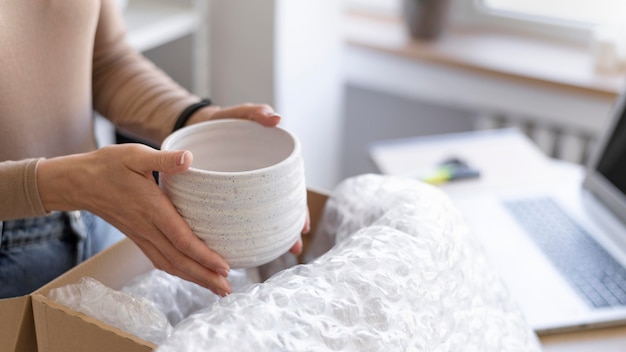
[0, 211, 125, 298]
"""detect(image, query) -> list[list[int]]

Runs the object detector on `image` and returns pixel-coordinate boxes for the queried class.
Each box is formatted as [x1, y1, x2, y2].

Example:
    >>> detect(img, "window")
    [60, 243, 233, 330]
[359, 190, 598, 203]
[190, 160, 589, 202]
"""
[465, 0, 626, 44]
[344, 0, 626, 45]
[343, 0, 400, 17]
[481, 0, 626, 27]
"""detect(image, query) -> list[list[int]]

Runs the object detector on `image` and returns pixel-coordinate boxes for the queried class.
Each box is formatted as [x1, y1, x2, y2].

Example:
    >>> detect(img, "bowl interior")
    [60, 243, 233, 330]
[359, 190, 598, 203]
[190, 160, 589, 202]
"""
[164, 120, 296, 173]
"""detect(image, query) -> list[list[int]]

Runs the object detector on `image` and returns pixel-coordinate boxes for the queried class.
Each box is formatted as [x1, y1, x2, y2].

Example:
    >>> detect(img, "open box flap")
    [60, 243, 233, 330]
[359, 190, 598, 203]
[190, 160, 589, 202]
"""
[32, 295, 154, 352]
[0, 296, 37, 352]
[32, 238, 155, 351]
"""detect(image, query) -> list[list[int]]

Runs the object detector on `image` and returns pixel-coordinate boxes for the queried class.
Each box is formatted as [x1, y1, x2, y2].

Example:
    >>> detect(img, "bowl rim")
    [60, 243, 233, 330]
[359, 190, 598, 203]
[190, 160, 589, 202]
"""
[161, 119, 301, 176]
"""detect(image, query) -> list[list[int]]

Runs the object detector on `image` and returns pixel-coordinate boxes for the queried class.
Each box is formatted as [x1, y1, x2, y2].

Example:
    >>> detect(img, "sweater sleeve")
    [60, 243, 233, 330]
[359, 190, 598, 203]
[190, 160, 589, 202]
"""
[92, 0, 200, 146]
[0, 159, 48, 220]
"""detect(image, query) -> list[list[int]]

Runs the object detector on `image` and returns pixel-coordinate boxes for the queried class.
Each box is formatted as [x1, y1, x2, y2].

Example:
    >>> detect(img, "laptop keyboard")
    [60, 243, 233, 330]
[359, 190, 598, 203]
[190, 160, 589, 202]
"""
[503, 197, 626, 308]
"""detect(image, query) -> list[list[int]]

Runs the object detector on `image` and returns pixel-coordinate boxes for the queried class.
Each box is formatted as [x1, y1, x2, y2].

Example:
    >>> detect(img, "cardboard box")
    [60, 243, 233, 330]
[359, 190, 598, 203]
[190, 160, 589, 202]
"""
[0, 295, 37, 352]
[30, 189, 329, 352]
[0, 227, 159, 352]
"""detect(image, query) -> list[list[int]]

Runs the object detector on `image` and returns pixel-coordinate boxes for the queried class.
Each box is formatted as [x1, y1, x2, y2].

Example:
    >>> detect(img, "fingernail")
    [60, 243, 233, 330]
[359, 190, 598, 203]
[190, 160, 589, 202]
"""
[177, 151, 188, 166]
[218, 267, 230, 277]
[220, 281, 232, 296]
[265, 111, 281, 119]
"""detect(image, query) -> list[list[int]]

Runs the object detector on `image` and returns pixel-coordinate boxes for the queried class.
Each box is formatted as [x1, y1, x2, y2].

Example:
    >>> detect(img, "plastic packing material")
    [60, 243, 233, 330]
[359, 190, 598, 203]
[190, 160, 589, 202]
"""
[157, 174, 542, 351]
[121, 268, 256, 326]
[48, 267, 258, 345]
[48, 276, 173, 345]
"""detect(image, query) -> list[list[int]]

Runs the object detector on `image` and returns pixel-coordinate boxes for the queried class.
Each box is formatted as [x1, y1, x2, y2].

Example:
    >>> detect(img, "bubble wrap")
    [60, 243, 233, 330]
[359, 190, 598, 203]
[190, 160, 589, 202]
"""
[48, 268, 258, 345]
[157, 174, 541, 351]
[122, 268, 257, 326]
[48, 277, 173, 345]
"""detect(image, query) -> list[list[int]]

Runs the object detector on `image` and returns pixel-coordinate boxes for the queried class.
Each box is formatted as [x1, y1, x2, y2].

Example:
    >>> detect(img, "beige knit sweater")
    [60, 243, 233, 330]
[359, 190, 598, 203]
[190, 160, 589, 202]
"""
[0, 0, 201, 220]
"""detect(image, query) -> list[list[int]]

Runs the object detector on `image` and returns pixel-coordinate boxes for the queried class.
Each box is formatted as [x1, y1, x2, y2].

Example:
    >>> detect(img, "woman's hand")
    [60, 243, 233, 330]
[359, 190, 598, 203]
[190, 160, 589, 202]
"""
[37, 144, 233, 296]
[185, 103, 282, 128]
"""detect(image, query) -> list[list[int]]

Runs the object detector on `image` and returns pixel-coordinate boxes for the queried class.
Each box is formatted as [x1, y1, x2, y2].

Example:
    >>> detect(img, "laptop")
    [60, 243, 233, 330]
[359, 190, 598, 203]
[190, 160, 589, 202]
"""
[452, 91, 626, 335]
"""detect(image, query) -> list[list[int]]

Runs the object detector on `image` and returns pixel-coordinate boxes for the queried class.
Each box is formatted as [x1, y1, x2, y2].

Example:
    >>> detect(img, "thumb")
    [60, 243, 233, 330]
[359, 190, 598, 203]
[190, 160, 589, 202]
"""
[150, 149, 193, 174]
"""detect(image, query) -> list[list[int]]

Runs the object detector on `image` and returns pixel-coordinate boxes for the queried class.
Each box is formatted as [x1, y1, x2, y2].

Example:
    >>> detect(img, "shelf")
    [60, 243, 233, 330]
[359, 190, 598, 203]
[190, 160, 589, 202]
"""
[342, 12, 619, 137]
[123, 0, 199, 53]
[344, 12, 625, 99]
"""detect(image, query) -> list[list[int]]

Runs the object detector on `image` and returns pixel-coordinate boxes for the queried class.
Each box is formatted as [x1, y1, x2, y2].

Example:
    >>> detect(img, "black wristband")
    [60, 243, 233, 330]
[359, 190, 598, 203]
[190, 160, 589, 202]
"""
[172, 98, 213, 133]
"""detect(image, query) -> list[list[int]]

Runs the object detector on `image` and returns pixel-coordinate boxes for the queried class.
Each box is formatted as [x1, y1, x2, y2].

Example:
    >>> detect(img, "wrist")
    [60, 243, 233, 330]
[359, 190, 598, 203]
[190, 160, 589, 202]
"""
[37, 153, 91, 212]
[184, 105, 221, 126]
[172, 98, 213, 132]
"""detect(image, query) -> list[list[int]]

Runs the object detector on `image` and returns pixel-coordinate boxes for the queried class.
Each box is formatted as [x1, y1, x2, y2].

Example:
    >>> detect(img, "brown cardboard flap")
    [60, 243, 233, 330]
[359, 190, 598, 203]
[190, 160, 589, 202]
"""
[300, 188, 330, 263]
[36, 237, 153, 297]
[32, 295, 154, 352]
[306, 188, 329, 239]
[33, 239, 155, 351]
[0, 296, 37, 352]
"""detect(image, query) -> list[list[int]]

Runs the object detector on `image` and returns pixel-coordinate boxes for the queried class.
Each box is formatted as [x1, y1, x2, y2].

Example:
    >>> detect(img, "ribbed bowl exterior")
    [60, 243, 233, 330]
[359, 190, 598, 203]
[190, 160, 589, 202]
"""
[160, 120, 307, 268]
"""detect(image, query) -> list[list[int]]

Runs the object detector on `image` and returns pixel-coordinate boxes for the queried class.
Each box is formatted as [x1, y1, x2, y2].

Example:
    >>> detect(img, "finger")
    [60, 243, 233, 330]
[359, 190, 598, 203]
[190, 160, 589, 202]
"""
[154, 150, 193, 174]
[123, 187, 232, 284]
[127, 144, 193, 175]
[97, 186, 232, 295]
[289, 237, 303, 255]
[302, 208, 311, 235]
[212, 104, 281, 127]
[152, 199, 231, 276]
[134, 236, 232, 296]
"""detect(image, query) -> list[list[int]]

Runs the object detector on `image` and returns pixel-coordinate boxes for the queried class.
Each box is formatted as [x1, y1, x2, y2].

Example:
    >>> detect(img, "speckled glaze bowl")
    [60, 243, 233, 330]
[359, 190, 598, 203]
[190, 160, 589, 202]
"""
[160, 119, 307, 268]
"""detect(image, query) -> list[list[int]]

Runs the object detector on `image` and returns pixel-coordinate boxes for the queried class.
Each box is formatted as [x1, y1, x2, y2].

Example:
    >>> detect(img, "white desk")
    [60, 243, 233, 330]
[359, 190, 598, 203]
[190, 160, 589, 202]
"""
[369, 128, 626, 351]
[370, 128, 579, 196]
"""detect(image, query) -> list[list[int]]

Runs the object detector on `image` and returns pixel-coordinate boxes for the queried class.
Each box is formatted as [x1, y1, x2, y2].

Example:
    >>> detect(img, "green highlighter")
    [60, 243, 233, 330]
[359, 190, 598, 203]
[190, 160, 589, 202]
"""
[421, 157, 481, 185]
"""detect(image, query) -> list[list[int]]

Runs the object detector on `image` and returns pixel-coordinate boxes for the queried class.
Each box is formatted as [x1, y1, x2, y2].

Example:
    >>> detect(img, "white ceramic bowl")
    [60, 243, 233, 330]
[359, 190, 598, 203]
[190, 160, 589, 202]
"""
[160, 119, 307, 268]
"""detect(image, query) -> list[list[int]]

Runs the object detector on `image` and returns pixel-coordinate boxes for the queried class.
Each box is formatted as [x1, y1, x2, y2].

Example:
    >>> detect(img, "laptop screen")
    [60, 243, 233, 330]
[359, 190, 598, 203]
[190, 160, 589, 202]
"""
[584, 92, 626, 223]
[597, 106, 626, 195]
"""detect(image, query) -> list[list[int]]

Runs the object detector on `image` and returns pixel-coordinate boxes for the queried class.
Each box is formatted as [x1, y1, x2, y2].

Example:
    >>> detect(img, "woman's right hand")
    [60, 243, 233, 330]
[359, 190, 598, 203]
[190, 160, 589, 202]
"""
[37, 144, 233, 296]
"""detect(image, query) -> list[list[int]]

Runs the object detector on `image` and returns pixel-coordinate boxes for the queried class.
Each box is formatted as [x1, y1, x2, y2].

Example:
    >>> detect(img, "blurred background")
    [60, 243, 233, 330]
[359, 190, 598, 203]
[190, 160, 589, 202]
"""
[98, 0, 626, 191]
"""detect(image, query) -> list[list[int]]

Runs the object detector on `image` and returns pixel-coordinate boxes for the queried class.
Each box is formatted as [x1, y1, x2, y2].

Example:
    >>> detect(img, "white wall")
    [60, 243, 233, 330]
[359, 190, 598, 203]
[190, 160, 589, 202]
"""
[208, 0, 276, 106]
[209, 0, 344, 191]
[274, 0, 344, 191]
